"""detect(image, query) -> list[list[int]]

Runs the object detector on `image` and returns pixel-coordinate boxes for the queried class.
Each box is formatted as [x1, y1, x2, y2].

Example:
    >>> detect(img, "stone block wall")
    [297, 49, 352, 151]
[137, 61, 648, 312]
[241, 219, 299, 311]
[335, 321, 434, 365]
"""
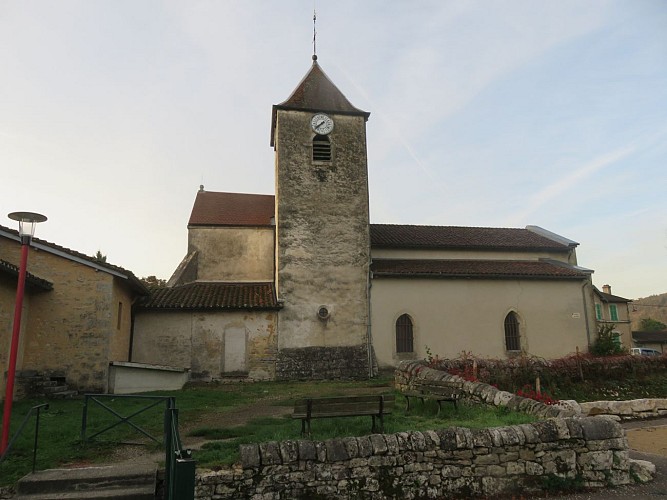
[276, 345, 370, 380]
[194, 416, 636, 499]
[395, 361, 576, 419]
[581, 399, 667, 420]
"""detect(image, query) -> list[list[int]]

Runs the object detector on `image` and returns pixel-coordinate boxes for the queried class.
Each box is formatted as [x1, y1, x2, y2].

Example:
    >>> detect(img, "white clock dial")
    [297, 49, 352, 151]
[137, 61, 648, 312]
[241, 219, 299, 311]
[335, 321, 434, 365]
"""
[311, 113, 334, 135]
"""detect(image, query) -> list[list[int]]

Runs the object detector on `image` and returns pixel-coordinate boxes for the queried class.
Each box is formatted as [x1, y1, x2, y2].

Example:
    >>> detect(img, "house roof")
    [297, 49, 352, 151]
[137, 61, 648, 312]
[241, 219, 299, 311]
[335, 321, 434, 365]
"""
[370, 224, 575, 252]
[188, 190, 275, 227]
[271, 58, 370, 147]
[0, 259, 53, 292]
[371, 259, 590, 280]
[593, 286, 632, 303]
[139, 282, 281, 310]
[0, 225, 148, 295]
[633, 330, 667, 343]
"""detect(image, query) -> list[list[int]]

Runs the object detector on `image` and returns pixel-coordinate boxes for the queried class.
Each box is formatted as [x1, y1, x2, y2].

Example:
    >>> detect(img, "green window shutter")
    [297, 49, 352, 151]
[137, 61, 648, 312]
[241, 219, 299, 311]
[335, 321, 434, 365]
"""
[613, 332, 622, 346]
[610, 304, 619, 322]
[595, 304, 602, 320]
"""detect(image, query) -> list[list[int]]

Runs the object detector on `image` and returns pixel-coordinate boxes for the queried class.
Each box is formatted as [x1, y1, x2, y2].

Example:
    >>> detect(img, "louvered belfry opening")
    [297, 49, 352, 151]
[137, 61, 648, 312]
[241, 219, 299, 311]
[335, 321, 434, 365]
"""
[504, 312, 521, 351]
[312, 134, 331, 161]
[396, 314, 414, 353]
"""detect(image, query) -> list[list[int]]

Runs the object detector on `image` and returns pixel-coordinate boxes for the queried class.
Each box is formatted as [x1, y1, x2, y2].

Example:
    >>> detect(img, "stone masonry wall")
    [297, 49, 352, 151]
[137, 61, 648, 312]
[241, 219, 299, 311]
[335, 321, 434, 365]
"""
[580, 399, 667, 420]
[395, 361, 577, 419]
[276, 345, 370, 380]
[195, 416, 636, 499]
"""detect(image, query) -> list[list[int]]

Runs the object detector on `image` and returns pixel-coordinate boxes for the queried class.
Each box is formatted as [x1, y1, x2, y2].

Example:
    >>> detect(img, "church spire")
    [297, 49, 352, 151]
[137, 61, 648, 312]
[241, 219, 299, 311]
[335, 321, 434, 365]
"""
[312, 9, 317, 61]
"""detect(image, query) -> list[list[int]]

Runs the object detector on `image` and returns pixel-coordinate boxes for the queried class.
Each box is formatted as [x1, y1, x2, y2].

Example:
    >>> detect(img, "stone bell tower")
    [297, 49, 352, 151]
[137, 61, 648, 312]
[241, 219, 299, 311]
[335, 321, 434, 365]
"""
[271, 56, 372, 379]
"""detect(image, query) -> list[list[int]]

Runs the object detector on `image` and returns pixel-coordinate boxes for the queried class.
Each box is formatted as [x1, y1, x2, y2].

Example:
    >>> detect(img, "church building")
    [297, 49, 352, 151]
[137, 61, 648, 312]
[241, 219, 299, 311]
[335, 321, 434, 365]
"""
[131, 56, 596, 381]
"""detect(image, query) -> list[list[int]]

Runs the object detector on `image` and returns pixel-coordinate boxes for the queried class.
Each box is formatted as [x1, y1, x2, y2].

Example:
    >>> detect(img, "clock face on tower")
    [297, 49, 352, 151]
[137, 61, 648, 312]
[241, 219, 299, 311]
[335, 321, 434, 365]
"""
[311, 113, 334, 135]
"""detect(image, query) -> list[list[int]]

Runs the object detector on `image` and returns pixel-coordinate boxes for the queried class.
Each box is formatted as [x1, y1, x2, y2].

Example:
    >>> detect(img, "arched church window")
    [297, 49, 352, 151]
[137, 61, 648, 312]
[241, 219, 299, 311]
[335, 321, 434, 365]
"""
[312, 134, 331, 162]
[396, 314, 414, 353]
[504, 312, 521, 351]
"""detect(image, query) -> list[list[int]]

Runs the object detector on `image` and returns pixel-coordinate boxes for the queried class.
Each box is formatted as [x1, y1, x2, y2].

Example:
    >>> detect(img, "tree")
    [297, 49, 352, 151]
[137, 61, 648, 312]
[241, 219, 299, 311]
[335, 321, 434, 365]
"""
[640, 317, 667, 331]
[94, 250, 107, 263]
[590, 323, 627, 356]
[140, 275, 167, 288]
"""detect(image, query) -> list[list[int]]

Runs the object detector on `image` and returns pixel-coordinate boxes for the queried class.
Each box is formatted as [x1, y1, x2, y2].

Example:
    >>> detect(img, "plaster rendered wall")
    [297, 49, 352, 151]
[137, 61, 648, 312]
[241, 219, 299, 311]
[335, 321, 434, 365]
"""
[0, 238, 123, 393]
[371, 248, 574, 263]
[594, 298, 632, 349]
[188, 226, 274, 282]
[132, 310, 278, 380]
[274, 110, 371, 377]
[371, 277, 593, 368]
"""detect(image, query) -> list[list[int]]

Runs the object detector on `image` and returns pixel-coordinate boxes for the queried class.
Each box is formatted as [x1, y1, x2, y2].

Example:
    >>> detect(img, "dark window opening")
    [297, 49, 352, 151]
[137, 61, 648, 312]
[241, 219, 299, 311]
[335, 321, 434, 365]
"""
[396, 314, 414, 353]
[312, 134, 331, 162]
[504, 312, 521, 351]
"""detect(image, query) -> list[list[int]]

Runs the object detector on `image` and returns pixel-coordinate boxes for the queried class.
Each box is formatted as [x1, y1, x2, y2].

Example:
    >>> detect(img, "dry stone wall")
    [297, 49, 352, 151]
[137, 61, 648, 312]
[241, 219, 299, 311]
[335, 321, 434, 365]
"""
[192, 360, 653, 498]
[581, 399, 667, 420]
[395, 361, 576, 419]
[194, 416, 635, 499]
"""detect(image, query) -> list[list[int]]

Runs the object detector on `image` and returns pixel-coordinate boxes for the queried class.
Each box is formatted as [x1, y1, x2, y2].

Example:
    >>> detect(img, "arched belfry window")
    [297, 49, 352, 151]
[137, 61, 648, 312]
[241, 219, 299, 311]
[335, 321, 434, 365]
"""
[312, 134, 331, 162]
[504, 312, 521, 351]
[396, 314, 414, 353]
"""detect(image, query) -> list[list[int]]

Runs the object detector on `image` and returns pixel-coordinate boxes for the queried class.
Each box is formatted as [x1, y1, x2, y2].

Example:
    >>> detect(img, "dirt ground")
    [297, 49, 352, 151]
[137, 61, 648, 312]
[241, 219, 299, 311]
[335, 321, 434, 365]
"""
[625, 424, 667, 457]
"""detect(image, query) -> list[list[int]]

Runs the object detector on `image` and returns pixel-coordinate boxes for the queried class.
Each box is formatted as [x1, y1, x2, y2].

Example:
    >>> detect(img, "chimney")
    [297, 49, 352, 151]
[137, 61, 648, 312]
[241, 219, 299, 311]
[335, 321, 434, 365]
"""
[602, 284, 611, 295]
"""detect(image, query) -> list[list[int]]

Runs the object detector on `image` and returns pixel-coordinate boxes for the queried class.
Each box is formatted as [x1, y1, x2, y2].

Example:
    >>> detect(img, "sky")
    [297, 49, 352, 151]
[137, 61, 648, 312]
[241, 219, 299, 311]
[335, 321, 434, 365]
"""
[1, 1, 665, 299]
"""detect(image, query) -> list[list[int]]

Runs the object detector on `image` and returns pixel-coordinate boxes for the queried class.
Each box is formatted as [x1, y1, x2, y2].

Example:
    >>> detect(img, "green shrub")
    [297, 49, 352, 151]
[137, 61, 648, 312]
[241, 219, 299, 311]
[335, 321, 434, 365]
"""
[590, 323, 627, 356]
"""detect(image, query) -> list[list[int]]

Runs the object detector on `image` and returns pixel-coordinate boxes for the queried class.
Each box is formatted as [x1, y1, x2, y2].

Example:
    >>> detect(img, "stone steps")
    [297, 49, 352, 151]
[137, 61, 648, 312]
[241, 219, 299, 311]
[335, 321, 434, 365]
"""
[16, 464, 156, 499]
[15, 373, 78, 399]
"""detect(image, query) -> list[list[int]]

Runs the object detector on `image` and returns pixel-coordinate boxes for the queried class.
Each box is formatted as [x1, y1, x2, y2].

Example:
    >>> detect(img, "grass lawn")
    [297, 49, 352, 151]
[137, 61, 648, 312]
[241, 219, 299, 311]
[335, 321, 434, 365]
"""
[4, 371, 667, 487]
[0, 376, 531, 486]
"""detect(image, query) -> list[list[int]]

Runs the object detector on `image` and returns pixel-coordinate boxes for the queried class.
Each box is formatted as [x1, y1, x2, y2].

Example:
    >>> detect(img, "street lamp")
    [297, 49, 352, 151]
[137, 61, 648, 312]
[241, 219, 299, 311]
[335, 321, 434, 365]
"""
[1, 211, 47, 454]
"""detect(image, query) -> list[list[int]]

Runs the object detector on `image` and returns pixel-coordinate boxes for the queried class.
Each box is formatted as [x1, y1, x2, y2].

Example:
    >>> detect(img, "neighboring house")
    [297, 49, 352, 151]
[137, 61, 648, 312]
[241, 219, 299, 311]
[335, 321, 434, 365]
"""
[0, 225, 148, 400]
[593, 284, 632, 348]
[632, 330, 667, 353]
[132, 56, 598, 380]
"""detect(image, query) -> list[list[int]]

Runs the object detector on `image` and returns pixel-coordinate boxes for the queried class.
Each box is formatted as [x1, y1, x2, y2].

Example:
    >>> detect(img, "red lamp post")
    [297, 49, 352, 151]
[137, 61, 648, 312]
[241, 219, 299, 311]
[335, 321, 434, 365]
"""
[1, 211, 47, 454]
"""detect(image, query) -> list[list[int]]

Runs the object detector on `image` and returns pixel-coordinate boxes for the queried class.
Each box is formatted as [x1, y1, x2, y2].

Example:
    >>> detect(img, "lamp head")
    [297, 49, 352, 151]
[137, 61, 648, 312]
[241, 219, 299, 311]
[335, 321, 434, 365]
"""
[8, 212, 47, 244]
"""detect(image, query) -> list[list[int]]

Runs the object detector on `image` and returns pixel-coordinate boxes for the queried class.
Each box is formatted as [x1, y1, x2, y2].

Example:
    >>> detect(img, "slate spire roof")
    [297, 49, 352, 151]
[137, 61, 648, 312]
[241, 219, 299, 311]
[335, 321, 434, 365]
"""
[271, 57, 369, 146]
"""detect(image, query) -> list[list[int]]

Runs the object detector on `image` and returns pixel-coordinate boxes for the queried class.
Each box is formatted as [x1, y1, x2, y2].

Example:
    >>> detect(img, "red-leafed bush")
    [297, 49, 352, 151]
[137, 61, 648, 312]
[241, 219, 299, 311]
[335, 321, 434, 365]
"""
[516, 384, 559, 405]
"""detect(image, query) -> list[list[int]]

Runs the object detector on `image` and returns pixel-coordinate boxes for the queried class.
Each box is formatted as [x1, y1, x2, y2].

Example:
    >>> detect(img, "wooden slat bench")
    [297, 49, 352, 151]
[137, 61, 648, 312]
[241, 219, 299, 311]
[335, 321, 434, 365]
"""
[292, 394, 395, 437]
[403, 380, 463, 416]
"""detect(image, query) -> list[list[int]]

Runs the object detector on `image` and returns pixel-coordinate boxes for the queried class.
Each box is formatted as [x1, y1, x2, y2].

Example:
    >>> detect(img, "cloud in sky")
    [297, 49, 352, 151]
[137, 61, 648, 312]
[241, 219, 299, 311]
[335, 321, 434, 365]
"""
[0, 1, 665, 298]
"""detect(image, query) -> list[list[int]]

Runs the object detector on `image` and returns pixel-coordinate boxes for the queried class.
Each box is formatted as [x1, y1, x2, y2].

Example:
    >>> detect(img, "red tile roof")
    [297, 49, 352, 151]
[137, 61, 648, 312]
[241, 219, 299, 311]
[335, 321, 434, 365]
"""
[0, 259, 53, 291]
[140, 282, 281, 310]
[188, 191, 275, 227]
[0, 225, 148, 295]
[371, 259, 590, 280]
[594, 286, 631, 303]
[370, 224, 572, 251]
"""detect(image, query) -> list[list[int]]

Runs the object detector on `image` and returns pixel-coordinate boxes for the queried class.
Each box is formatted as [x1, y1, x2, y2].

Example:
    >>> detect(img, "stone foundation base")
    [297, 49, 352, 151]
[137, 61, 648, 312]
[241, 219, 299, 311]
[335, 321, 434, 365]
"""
[276, 345, 370, 380]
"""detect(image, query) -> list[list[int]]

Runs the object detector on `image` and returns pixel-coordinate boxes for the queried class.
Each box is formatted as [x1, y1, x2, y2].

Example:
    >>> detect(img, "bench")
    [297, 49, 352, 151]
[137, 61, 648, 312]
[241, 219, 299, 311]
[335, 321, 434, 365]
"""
[403, 380, 463, 416]
[292, 394, 395, 437]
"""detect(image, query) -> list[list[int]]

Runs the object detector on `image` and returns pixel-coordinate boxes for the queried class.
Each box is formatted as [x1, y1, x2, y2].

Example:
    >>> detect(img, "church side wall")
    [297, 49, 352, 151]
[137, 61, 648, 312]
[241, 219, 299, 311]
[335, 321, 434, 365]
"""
[188, 226, 274, 282]
[370, 277, 591, 368]
[371, 248, 573, 263]
[274, 110, 371, 379]
[132, 310, 277, 380]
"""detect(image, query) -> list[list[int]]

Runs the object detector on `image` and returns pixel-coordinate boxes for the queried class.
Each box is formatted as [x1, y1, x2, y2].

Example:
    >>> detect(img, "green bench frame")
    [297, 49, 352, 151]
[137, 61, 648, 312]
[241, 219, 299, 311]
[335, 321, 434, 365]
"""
[292, 394, 395, 437]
